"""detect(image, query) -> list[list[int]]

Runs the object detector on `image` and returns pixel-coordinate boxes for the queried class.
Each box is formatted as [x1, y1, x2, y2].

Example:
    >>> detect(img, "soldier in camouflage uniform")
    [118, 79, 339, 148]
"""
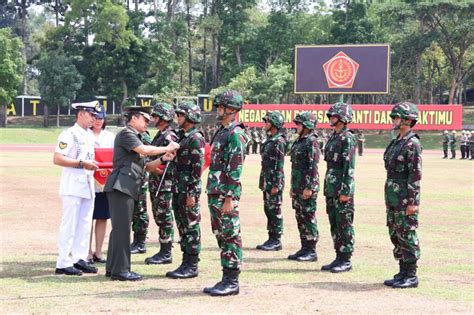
[130, 131, 152, 254]
[165, 102, 205, 279]
[442, 130, 449, 159]
[321, 103, 356, 273]
[256, 111, 286, 251]
[144, 103, 178, 265]
[288, 112, 320, 262]
[449, 130, 457, 159]
[204, 90, 248, 296]
[468, 131, 474, 160]
[383, 102, 422, 289]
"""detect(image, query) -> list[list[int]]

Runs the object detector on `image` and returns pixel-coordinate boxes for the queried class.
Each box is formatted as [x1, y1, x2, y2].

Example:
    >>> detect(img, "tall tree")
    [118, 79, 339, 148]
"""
[0, 28, 26, 127]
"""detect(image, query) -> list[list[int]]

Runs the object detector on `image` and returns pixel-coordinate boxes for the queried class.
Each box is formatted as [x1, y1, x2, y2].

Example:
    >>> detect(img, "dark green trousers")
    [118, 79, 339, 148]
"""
[106, 190, 135, 275]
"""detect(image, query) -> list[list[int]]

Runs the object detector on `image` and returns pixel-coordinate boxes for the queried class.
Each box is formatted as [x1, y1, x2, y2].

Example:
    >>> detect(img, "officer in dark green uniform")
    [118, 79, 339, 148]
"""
[256, 111, 286, 251]
[288, 112, 320, 262]
[383, 102, 422, 289]
[130, 131, 152, 254]
[442, 130, 449, 159]
[104, 106, 179, 281]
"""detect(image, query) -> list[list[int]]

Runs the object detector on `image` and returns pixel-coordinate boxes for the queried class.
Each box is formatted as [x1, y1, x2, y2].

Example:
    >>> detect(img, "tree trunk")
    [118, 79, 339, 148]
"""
[202, 0, 208, 92]
[21, 0, 28, 95]
[235, 45, 242, 68]
[211, 34, 218, 88]
[118, 80, 128, 126]
[448, 76, 457, 104]
[43, 105, 49, 128]
[0, 103, 7, 128]
[56, 104, 60, 127]
[186, 4, 192, 87]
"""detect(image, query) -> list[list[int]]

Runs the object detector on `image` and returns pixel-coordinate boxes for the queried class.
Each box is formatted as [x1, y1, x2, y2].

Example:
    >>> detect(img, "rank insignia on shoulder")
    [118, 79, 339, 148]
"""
[59, 142, 68, 149]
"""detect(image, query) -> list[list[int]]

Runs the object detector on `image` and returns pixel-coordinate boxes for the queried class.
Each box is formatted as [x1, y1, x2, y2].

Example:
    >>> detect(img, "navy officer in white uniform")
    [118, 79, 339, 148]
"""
[53, 101, 101, 275]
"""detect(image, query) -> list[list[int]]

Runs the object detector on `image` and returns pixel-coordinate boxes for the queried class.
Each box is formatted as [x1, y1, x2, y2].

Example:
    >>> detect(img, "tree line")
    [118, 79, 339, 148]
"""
[0, 0, 473, 127]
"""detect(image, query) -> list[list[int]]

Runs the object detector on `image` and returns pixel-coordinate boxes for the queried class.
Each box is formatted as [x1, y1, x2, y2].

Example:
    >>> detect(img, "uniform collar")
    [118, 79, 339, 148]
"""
[126, 125, 139, 134]
[73, 122, 89, 135]
[183, 126, 197, 137]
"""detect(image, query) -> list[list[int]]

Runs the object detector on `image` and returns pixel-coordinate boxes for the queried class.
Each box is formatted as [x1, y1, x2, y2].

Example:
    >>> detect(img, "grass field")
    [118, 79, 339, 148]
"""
[0, 143, 473, 313]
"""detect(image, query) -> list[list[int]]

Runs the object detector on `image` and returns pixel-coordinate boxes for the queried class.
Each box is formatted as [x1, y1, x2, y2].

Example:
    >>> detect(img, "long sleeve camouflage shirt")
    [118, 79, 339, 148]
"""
[323, 126, 356, 197]
[149, 126, 178, 192]
[259, 131, 286, 192]
[206, 121, 247, 198]
[172, 126, 205, 196]
[290, 130, 320, 194]
[383, 131, 422, 206]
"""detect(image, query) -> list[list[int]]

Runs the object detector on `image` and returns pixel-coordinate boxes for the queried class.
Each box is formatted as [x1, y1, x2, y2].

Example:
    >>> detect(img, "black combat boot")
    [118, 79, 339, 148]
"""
[145, 242, 173, 264]
[203, 268, 240, 296]
[165, 253, 199, 279]
[288, 240, 306, 260]
[296, 241, 317, 262]
[330, 253, 352, 273]
[384, 261, 406, 287]
[392, 262, 418, 288]
[321, 253, 340, 271]
[130, 234, 146, 254]
[256, 233, 282, 251]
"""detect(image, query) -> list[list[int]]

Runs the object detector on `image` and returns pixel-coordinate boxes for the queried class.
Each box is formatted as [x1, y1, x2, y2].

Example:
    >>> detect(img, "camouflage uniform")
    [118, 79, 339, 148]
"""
[204, 90, 248, 297]
[130, 131, 152, 254]
[383, 102, 422, 289]
[322, 103, 356, 273]
[449, 131, 457, 159]
[257, 111, 286, 251]
[469, 131, 474, 160]
[442, 131, 449, 159]
[356, 131, 365, 156]
[251, 128, 260, 154]
[145, 103, 178, 265]
[166, 102, 205, 279]
[288, 112, 320, 262]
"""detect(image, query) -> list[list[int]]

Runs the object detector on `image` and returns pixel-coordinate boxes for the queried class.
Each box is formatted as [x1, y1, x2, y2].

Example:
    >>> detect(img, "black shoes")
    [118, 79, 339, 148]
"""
[321, 257, 340, 271]
[166, 254, 199, 279]
[256, 237, 282, 251]
[111, 271, 142, 281]
[330, 260, 352, 273]
[384, 261, 406, 286]
[390, 262, 419, 288]
[55, 266, 82, 276]
[145, 242, 173, 265]
[93, 254, 106, 263]
[203, 268, 240, 296]
[296, 248, 317, 262]
[130, 241, 146, 254]
[73, 259, 98, 273]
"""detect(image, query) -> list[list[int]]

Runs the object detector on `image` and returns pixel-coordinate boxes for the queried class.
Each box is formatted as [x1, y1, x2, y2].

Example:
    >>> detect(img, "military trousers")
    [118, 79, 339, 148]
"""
[325, 196, 355, 255]
[106, 190, 135, 275]
[208, 194, 243, 270]
[262, 191, 283, 236]
[149, 188, 174, 244]
[172, 193, 201, 255]
[132, 178, 149, 242]
[386, 207, 420, 264]
[442, 143, 448, 157]
[291, 194, 319, 246]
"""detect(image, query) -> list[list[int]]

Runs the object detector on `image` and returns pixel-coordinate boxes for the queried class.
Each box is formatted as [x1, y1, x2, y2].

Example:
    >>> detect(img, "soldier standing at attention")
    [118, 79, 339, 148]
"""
[383, 102, 422, 289]
[53, 101, 101, 276]
[449, 130, 457, 159]
[321, 103, 356, 273]
[251, 127, 259, 154]
[204, 90, 248, 296]
[256, 111, 286, 251]
[356, 130, 365, 157]
[469, 131, 474, 160]
[288, 112, 320, 262]
[144, 103, 178, 265]
[104, 106, 178, 281]
[460, 130, 468, 159]
[129, 131, 152, 254]
[165, 102, 205, 279]
[442, 130, 449, 159]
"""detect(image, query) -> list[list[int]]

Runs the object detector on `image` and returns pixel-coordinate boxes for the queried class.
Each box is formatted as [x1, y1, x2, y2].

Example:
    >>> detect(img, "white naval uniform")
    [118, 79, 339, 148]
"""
[55, 123, 96, 268]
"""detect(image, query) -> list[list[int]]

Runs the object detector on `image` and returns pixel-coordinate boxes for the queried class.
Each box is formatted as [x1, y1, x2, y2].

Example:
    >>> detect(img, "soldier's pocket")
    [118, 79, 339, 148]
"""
[402, 212, 418, 230]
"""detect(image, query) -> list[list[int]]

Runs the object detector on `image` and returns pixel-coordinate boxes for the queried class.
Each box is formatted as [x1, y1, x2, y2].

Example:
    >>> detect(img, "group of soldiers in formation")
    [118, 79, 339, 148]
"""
[442, 130, 474, 160]
[125, 94, 421, 295]
[53, 90, 422, 297]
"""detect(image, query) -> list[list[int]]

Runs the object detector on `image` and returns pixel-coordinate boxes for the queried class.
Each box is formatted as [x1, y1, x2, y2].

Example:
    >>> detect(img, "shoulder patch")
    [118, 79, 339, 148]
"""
[59, 142, 67, 149]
